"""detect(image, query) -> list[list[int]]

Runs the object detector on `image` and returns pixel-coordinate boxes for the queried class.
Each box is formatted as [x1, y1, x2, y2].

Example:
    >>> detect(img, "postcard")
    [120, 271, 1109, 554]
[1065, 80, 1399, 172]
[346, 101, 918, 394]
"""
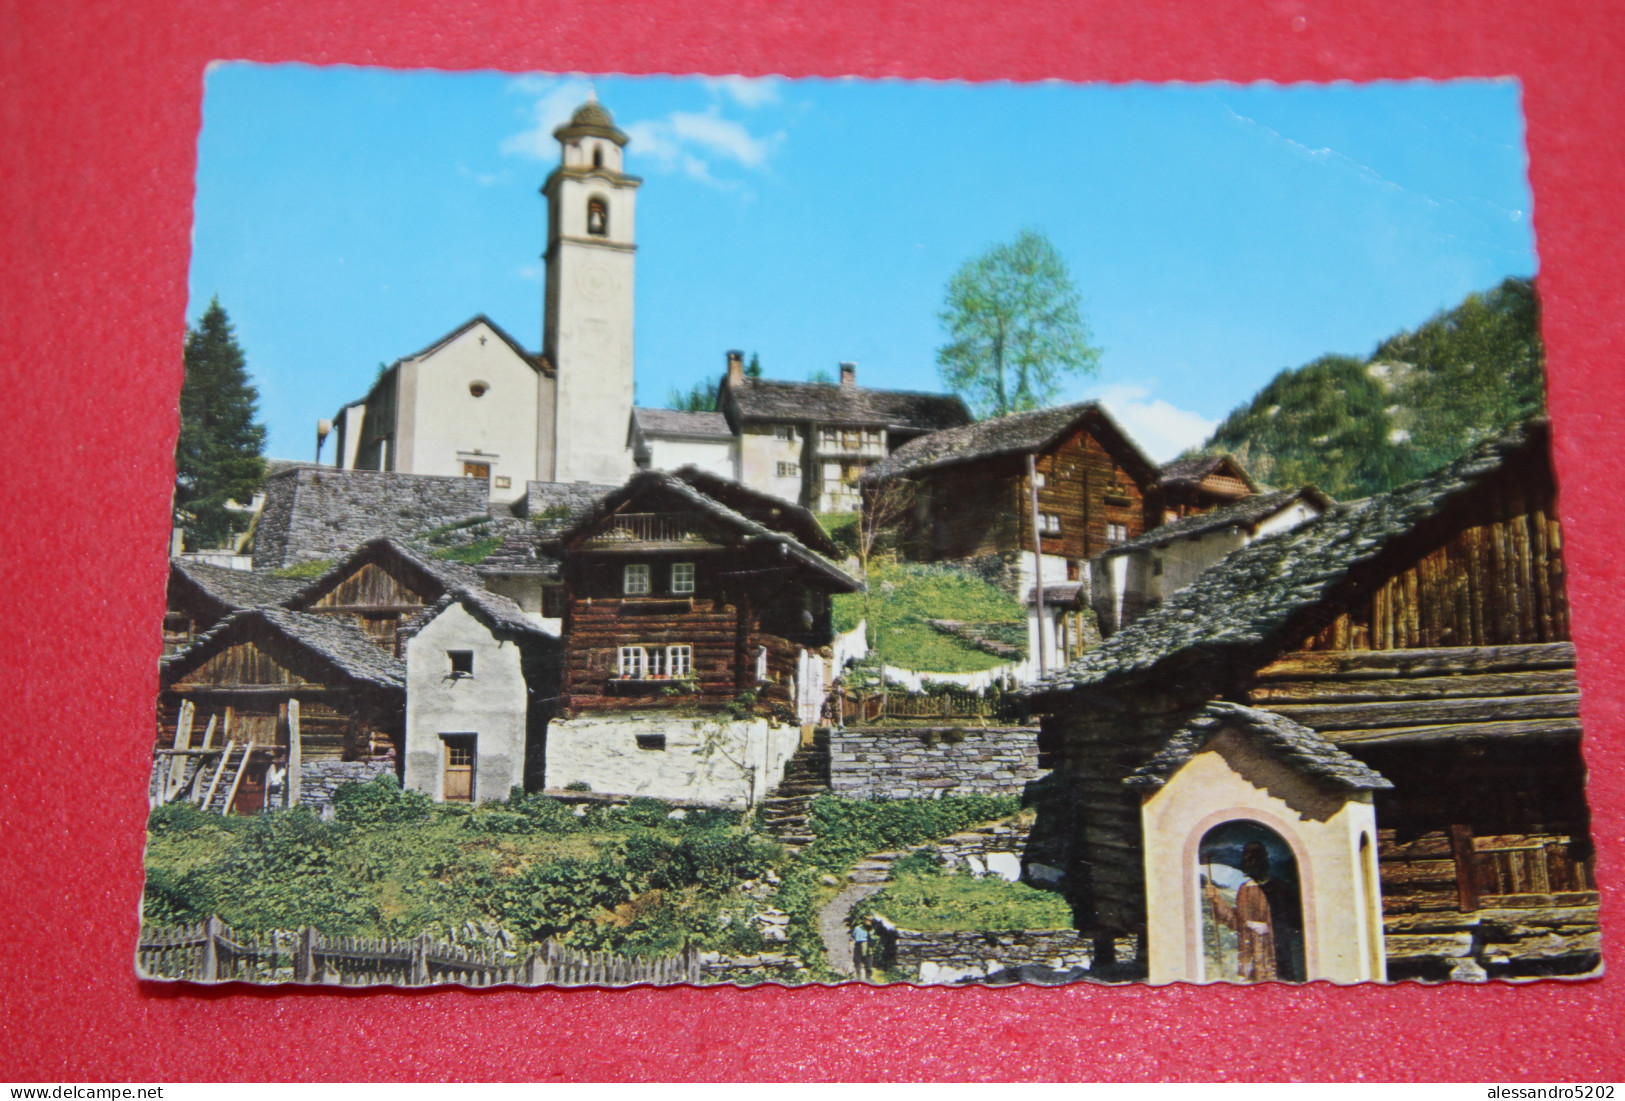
[140, 68, 1595, 987]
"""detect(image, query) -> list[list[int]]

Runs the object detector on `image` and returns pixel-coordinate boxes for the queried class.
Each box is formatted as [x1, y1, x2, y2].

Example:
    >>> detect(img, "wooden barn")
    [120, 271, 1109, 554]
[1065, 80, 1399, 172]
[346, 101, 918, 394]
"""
[162, 561, 303, 655]
[1154, 453, 1258, 523]
[553, 470, 860, 718]
[155, 607, 406, 814]
[1024, 420, 1598, 982]
[860, 402, 1167, 590]
[283, 537, 484, 657]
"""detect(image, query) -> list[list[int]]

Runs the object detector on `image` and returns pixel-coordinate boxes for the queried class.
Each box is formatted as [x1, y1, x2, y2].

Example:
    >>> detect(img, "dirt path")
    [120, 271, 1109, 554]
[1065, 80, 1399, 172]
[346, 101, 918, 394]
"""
[817, 881, 884, 976]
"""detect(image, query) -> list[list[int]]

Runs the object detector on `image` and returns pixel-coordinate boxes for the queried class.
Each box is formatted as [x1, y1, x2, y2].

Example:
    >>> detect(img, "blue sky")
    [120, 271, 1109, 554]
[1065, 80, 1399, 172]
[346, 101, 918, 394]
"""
[189, 67, 1536, 463]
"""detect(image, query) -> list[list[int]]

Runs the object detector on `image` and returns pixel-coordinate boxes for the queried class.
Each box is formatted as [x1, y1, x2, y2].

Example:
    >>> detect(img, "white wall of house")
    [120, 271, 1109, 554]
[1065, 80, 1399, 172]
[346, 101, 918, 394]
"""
[545, 716, 800, 808]
[403, 602, 531, 803]
[638, 433, 739, 479]
[738, 425, 805, 505]
[1140, 729, 1385, 985]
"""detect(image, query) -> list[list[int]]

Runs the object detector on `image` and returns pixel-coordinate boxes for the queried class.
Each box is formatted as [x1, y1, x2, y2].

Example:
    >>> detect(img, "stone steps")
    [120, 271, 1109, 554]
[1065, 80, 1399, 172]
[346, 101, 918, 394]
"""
[760, 730, 833, 848]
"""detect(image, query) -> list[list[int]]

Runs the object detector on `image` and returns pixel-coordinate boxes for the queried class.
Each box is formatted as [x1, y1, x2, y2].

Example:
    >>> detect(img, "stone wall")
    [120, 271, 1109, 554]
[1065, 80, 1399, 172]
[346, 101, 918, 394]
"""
[830, 726, 1044, 799]
[882, 926, 1096, 983]
[254, 466, 490, 569]
[299, 756, 397, 813]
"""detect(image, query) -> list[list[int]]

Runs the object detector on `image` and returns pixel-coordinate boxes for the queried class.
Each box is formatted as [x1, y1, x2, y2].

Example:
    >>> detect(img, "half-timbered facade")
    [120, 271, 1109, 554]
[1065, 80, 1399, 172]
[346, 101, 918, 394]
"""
[718, 356, 971, 512]
[1024, 421, 1598, 981]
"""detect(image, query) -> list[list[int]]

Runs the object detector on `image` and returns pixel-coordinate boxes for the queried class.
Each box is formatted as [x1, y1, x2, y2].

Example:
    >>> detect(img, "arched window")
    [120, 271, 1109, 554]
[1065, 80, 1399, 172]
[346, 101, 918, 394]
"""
[1198, 820, 1305, 982]
[592, 145, 604, 168]
[587, 196, 608, 237]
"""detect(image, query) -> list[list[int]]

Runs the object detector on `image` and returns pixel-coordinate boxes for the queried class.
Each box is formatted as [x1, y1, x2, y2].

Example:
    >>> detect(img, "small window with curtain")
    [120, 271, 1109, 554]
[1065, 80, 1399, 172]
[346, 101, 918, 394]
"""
[667, 645, 692, 677]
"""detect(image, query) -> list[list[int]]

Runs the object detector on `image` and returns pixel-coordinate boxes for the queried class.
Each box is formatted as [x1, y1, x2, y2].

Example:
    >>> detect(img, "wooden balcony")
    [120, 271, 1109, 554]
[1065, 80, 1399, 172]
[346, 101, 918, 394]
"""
[581, 512, 721, 548]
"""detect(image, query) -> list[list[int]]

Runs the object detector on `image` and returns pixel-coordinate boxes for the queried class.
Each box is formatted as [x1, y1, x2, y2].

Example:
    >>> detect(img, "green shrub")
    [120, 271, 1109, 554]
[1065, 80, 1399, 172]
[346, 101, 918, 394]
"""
[490, 858, 639, 943]
[888, 847, 945, 878]
[613, 797, 676, 828]
[269, 558, 335, 580]
[331, 773, 432, 826]
[803, 793, 1021, 870]
[146, 801, 217, 836]
[563, 780, 592, 792]
[140, 865, 218, 927]
[501, 789, 582, 832]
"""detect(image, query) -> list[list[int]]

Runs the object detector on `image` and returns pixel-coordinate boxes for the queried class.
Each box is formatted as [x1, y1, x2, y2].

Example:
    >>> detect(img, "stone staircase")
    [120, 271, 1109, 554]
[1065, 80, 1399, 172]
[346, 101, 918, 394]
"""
[759, 728, 831, 848]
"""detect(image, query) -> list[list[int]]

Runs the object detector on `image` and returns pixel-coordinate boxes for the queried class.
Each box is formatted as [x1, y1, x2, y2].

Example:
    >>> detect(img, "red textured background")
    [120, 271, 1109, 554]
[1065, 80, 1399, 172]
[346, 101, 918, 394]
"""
[4, 0, 1624, 1081]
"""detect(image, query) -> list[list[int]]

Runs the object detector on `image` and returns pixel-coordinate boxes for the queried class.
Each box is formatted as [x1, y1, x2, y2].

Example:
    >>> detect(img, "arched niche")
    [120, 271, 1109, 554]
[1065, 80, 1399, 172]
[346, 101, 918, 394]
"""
[586, 195, 609, 237]
[1132, 703, 1391, 984]
[1197, 818, 1305, 982]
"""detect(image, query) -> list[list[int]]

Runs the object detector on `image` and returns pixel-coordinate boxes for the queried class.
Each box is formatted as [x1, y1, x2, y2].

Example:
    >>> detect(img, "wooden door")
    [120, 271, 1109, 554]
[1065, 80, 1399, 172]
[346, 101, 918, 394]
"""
[443, 736, 475, 802]
[233, 758, 269, 815]
[462, 462, 491, 481]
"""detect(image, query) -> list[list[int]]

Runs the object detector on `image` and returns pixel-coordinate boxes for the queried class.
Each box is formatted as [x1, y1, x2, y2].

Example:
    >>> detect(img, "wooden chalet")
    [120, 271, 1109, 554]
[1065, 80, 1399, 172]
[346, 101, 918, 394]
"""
[163, 561, 304, 655]
[1025, 421, 1598, 981]
[554, 470, 860, 717]
[283, 537, 483, 657]
[861, 402, 1165, 580]
[1155, 453, 1257, 522]
[156, 607, 405, 814]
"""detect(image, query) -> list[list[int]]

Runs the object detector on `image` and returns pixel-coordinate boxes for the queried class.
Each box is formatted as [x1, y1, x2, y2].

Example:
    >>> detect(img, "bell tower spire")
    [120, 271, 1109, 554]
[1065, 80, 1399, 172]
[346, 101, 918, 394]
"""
[539, 96, 640, 484]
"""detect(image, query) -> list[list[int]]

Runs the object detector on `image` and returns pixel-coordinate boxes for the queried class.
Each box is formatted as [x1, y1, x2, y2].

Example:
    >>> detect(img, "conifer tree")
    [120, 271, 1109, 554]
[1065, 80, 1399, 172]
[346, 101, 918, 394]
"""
[174, 299, 267, 550]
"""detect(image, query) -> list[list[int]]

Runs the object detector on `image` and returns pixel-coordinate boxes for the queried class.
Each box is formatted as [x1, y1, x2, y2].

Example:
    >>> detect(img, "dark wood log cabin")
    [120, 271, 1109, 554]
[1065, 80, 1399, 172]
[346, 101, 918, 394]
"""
[554, 470, 860, 717]
[163, 561, 304, 655]
[1154, 453, 1257, 523]
[860, 403, 1167, 581]
[156, 607, 405, 813]
[1025, 421, 1598, 980]
[283, 537, 483, 657]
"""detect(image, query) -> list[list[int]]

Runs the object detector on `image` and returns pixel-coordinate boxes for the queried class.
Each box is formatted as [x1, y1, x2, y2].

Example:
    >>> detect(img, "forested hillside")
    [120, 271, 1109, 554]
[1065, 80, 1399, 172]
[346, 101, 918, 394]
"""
[1203, 277, 1545, 499]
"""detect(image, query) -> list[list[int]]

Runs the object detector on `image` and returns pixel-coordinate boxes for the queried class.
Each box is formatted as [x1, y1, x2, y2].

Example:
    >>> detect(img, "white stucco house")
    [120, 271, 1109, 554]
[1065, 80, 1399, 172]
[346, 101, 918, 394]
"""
[1091, 486, 1331, 637]
[401, 586, 559, 804]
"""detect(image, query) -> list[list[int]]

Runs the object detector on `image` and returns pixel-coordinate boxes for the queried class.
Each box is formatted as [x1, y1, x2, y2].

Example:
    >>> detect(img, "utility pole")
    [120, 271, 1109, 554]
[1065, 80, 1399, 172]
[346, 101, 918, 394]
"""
[1027, 452, 1046, 677]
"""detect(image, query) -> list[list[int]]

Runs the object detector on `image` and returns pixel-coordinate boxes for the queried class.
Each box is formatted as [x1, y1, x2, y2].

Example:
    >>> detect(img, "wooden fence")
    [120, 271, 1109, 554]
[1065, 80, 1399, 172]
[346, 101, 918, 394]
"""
[827, 690, 998, 724]
[138, 916, 703, 987]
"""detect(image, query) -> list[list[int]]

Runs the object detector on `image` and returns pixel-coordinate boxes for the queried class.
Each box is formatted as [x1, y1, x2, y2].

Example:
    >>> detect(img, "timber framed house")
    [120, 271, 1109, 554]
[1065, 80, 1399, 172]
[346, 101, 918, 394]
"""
[1023, 420, 1596, 982]
[553, 469, 860, 717]
[861, 402, 1167, 589]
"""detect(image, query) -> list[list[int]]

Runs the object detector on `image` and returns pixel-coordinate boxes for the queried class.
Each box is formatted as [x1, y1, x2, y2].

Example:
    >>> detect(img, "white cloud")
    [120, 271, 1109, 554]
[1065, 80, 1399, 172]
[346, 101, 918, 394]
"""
[517, 263, 542, 281]
[625, 107, 782, 186]
[501, 78, 595, 160]
[1088, 383, 1217, 463]
[702, 75, 781, 109]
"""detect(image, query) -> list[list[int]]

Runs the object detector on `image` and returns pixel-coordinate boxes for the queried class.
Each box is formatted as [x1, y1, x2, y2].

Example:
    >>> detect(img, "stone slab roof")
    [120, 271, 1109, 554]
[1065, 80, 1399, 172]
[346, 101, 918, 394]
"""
[170, 560, 305, 611]
[1029, 420, 1548, 697]
[560, 470, 861, 591]
[671, 466, 838, 557]
[1158, 453, 1254, 488]
[722, 377, 970, 432]
[162, 606, 405, 691]
[398, 585, 552, 647]
[523, 481, 619, 536]
[862, 401, 1156, 483]
[631, 408, 734, 439]
[1103, 487, 1332, 557]
[1123, 701, 1392, 792]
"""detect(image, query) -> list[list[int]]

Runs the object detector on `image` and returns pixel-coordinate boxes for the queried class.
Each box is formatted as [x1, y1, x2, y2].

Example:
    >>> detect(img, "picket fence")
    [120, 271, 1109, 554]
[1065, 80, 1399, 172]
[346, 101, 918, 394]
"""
[138, 916, 703, 987]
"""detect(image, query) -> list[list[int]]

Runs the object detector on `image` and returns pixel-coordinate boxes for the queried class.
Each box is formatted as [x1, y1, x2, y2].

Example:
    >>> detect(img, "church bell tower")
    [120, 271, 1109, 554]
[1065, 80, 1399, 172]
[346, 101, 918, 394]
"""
[540, 94, 640, 484]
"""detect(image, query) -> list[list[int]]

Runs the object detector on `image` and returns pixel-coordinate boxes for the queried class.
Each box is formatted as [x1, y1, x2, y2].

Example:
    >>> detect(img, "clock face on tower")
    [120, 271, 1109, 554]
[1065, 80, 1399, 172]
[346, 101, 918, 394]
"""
[574, 257, 620, 302]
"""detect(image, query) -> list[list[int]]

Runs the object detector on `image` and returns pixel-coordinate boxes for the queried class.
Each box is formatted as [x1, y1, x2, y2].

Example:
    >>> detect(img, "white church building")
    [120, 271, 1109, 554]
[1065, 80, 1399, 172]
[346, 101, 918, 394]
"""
[330, 96, 641, 503]
[326, 94, 968, 514]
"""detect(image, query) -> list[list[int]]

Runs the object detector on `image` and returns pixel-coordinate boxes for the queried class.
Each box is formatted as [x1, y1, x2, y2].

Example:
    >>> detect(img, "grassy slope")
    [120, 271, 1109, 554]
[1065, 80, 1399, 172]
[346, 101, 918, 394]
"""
[856, 871, 1074, 932]
[832, 561, 1024, 674]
